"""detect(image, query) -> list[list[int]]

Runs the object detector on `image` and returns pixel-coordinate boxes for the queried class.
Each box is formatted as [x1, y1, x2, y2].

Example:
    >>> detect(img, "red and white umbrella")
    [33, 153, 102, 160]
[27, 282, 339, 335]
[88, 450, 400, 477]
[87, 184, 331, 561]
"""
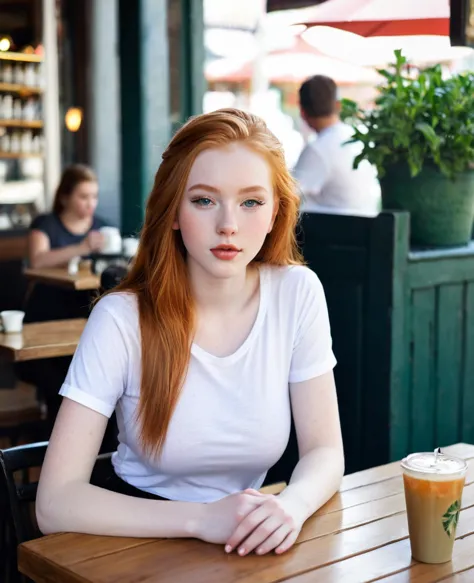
[290, 0, 450, 37]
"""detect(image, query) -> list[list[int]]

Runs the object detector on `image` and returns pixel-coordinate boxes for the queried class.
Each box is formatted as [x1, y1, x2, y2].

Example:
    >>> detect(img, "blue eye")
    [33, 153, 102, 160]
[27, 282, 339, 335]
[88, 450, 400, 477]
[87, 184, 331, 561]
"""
[242, 199, 264, 208]
[191, 197, 213, 207]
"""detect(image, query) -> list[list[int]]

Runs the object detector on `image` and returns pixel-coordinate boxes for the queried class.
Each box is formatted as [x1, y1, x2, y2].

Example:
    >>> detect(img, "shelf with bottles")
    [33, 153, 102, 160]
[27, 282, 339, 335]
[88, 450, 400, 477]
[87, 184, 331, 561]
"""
[0, 152, 43, 159]
[0, 55, 42, 88]
[0, 120, 43, 129]
[0, 126, 44, 157]
[0, 83, 42, 95]
[0, 52, 43, 64]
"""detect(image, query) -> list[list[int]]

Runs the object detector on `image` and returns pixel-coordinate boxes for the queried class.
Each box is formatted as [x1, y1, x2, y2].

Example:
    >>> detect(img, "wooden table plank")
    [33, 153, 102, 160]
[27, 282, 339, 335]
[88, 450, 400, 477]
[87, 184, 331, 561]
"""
[285, 531, 474, 583]
[0, 319, 86, 361]
[441, 570, 474, 582]
[24, 266, 100, 291]
[17, 444, 474, 583]
[51, 499, 474, 583]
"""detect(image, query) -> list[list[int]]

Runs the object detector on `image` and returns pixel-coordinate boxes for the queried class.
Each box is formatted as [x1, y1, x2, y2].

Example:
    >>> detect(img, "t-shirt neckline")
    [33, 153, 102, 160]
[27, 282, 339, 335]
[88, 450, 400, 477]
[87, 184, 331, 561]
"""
[190, 265, 269, 366]
[56, 213, 94, 238]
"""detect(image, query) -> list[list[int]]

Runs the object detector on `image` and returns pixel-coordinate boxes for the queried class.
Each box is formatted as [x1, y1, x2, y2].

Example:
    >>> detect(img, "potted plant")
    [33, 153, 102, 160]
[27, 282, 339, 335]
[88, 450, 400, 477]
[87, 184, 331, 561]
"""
[341, 50, 474, 247]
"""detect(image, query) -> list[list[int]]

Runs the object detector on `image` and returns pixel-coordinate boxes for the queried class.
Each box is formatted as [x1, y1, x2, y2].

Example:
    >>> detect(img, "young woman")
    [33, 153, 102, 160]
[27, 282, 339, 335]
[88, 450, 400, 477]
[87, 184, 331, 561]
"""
[25, 164, 107, 323]
[28, 164, 105, 271]
[36, 109, 344, 557]
[20, 165, 108, 431]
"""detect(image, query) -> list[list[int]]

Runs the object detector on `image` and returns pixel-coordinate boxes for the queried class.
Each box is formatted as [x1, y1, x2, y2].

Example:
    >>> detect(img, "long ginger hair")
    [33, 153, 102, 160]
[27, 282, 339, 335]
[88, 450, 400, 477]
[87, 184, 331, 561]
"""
[114, 108, 303, 456]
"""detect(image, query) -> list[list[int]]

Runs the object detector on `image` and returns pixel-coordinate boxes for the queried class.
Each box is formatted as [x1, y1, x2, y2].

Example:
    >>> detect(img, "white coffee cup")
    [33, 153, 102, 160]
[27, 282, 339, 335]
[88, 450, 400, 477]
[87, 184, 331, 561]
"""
[99, 227, 122, 254]
[0, 310, 25, 333]
[122, 237, 139, 258]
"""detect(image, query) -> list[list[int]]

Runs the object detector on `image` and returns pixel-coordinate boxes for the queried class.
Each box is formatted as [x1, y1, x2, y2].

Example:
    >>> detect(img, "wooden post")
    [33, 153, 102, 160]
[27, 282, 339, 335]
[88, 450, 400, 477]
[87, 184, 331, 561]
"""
[180, 0, 205, 122]
[42, 0, 61, 210]
[118, 0, 170, 236]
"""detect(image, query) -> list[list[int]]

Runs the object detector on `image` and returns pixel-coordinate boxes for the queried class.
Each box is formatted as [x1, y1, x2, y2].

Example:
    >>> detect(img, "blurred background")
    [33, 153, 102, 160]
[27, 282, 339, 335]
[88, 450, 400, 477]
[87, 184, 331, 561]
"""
[0, 0, 473, 239]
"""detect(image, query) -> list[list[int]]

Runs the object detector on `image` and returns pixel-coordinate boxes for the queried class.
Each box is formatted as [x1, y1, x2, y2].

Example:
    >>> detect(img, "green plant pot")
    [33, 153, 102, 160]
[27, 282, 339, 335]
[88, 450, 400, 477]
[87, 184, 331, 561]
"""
[380, 165, 474, 247]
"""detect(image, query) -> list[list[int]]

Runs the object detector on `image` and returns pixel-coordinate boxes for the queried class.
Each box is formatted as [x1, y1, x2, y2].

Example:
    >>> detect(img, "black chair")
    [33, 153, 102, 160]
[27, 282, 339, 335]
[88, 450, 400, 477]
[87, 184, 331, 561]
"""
[0, 442, 114, 583]
[263, 414, 299, 487]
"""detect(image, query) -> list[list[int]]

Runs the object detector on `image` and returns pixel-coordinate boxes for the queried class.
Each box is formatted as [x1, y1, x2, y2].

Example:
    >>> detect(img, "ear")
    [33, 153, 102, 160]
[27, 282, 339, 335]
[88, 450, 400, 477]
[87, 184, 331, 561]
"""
[172, 218, 180, 230]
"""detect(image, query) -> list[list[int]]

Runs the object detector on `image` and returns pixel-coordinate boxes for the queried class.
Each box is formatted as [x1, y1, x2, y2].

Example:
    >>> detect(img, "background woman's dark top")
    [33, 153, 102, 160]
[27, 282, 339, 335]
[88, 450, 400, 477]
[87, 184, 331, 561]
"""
[19, 212, 109, 436]
[25, 213, 108, 323]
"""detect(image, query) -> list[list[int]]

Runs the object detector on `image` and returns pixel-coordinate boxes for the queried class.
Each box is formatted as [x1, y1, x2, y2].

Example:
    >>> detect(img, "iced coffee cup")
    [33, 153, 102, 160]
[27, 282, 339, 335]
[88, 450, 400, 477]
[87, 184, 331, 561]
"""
[401, 451, 468, 564]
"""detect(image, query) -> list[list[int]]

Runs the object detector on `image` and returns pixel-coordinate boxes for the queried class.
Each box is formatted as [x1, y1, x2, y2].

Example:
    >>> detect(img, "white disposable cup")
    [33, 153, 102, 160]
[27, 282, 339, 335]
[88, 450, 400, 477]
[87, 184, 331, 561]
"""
[122, 237, 139, 258]
[0, 310, 25, 333]
[99, 227, 122, 254]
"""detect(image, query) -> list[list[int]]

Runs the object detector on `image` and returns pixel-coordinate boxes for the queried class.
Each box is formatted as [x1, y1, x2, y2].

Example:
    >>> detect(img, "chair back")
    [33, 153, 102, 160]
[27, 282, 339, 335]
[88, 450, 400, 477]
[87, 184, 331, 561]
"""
[0, 442, 113, 583]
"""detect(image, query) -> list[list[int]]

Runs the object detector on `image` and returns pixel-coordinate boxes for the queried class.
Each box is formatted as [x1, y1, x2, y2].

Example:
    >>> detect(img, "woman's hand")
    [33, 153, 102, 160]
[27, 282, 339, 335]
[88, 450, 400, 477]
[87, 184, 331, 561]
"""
[224, 489, 307, 556]
[81, 231, 105, 254]
[196, 490, 265, 545]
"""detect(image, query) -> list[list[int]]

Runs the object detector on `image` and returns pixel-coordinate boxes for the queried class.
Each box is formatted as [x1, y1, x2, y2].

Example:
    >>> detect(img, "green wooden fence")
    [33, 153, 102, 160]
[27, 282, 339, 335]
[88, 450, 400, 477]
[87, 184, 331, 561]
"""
[300, 211, 474, 473]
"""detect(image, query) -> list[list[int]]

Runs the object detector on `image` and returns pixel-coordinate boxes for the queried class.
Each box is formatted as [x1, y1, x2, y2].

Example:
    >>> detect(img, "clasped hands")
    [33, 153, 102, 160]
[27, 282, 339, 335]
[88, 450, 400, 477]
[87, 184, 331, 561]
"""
[198, 487, 307, 556]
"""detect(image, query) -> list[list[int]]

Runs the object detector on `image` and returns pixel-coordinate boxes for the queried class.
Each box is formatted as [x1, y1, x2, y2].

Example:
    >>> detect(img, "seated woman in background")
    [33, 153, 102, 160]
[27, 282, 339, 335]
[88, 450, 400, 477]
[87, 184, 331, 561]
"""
[36, 109, 344, 557]
[25, 163, 107, 322]
[19, 165, 108, 431]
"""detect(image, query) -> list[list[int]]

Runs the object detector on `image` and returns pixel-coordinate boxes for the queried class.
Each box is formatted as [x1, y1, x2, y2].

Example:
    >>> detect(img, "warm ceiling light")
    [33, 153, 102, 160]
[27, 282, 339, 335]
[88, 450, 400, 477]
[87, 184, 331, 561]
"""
[65, 107, 83, 132]
[0, 37, 11, 52]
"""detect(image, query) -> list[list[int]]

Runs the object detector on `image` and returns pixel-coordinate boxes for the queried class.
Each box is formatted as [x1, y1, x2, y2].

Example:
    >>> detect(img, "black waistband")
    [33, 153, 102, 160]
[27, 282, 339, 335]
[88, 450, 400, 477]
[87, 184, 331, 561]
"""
[101, 466, 167, 501]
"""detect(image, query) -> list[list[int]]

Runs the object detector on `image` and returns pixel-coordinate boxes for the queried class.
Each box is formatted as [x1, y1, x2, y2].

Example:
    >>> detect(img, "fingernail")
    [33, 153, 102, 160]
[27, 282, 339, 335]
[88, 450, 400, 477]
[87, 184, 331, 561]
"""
[256, 548, 264, 555]
[238, 548, 246, 556]
[225, 545, 232, 553]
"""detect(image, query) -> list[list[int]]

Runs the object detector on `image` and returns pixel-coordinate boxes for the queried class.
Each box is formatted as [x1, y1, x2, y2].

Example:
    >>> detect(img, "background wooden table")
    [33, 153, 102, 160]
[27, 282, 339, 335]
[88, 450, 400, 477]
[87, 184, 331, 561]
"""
[24, 267, 100, 291]
[18, 443, 474, 583]
[0, 319, 86, 361]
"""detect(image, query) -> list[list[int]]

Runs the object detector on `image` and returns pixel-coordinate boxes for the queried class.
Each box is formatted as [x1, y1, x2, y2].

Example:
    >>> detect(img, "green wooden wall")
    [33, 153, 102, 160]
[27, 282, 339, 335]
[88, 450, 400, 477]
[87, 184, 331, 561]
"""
[397, 245, 474, 458]
[118, 0, 204, 236]
[300, 211, 474, 473]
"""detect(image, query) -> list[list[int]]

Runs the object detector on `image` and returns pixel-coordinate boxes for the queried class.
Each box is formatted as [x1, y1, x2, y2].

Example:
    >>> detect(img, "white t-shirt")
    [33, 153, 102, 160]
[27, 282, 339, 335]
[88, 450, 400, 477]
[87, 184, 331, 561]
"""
[59, 265, 336, 503]
[293, 122, 381, 215]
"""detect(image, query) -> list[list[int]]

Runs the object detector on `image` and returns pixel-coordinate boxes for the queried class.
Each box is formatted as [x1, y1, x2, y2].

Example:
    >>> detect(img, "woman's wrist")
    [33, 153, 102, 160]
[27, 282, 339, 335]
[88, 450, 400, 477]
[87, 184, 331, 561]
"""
[278, 485, 313, 522]
[76, 240, 89, 256]
[181, 502, 207, 539]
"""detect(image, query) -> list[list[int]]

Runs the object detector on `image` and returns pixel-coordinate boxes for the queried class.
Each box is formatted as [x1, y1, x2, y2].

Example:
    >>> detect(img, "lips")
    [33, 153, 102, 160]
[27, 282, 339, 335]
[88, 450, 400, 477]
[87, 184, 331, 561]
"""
[211, 244, 241, 252]
[210, 244, 241, 261]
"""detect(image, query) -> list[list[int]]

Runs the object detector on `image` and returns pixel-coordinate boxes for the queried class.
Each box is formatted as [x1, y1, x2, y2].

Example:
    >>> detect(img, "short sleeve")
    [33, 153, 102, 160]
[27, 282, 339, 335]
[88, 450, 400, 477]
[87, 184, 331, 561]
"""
[289, 269, 337, 384]
[29, 213, 51, 234]
[59, 299, 128, 417]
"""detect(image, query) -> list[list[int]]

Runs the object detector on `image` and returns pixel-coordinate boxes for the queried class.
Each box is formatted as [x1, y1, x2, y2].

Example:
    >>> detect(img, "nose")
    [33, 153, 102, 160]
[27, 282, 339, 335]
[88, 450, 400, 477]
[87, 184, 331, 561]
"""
[217, 205, 238, 236]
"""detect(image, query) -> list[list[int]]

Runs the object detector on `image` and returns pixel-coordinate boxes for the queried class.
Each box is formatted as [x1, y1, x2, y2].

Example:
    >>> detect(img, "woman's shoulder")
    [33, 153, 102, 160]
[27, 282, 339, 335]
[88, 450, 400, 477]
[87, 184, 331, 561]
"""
[94, 291, 138, 318]
[29, 212, 58, 232]
[266, 264, 322, 294]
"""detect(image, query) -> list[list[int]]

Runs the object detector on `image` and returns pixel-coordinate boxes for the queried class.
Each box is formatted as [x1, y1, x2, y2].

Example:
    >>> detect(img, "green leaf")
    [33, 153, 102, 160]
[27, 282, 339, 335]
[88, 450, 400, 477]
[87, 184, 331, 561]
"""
[415, 123, 440, 148]
[442, 500, 461, 538]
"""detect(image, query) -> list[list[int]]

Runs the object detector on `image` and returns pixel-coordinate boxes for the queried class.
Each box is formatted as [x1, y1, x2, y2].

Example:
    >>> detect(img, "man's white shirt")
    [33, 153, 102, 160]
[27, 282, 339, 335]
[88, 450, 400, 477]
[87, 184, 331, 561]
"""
[293, 122, 381, 215]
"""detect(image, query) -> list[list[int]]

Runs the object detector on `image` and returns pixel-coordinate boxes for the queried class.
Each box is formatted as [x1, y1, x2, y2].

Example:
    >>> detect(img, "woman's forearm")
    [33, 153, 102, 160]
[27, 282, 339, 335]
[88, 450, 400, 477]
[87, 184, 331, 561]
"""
[279, 446, 345, 521]
[30, 244, 85, 269]
[36, 481, 203, 538]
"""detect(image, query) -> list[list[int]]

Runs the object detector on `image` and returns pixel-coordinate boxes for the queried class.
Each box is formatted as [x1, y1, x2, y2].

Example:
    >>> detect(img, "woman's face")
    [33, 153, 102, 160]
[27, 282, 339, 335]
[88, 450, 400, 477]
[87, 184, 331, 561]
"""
[64, 181, 99, 219]
[174, 143, 276, 281]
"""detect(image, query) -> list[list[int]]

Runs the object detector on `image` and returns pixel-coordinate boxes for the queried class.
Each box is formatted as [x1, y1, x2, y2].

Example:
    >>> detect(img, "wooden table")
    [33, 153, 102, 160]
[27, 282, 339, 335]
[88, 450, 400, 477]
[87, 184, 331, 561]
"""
[0, 319, 86, 361]
[18, 443, 474, 582]
[24, 266, 100, 291]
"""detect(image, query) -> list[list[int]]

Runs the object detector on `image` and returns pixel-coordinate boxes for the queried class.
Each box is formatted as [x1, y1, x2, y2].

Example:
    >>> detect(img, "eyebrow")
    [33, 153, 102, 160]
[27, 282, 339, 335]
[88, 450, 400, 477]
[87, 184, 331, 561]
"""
[187, 184, 269, 195]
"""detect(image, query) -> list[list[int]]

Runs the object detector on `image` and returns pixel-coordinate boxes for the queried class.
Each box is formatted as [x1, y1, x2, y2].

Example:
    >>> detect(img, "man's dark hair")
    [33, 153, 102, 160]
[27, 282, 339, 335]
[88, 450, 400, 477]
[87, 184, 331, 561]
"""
[299, 75, 338, 118]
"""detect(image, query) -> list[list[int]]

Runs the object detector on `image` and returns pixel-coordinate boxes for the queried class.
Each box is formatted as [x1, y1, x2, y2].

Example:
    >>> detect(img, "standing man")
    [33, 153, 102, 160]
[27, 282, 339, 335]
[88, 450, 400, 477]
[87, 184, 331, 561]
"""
[293, 75, 380, 215]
